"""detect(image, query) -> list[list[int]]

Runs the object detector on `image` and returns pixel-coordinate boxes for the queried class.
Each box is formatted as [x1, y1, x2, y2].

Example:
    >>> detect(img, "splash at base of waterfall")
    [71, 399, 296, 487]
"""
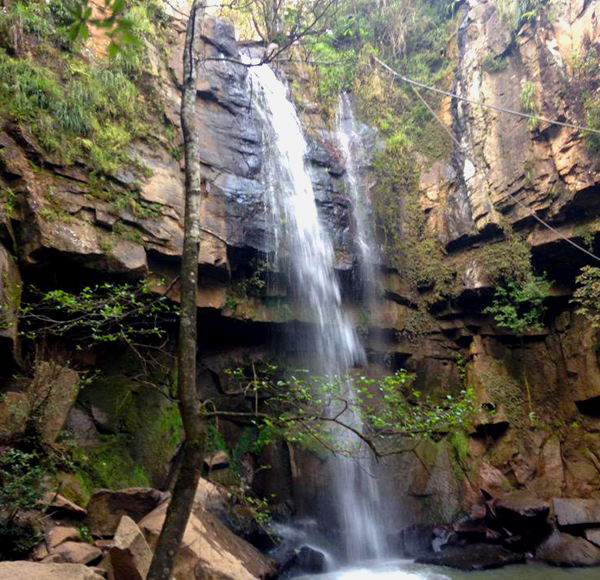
[294, 559, 600, 580]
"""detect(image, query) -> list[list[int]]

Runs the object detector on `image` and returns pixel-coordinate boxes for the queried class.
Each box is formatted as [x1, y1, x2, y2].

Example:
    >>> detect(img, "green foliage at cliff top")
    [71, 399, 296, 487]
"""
[0, 0, 171, 176]
[493, 0, 550, 34]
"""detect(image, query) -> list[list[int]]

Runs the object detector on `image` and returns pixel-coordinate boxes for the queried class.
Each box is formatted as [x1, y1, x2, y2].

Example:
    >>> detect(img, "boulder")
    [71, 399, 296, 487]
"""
[47, 526, 82, 549]
[85, 488, 169, 537]
[399, 524, 434, 557]
[295, 546, 327, 572]
[35, 362, 80, 444]
[537, 529, 600, 567]
[0, 562, 105, 580]
[32, 543, 49, 561]
[416, 544, 526, 571]
[139, 502, 275, 580]
[452, 515, 489, 543]
[43, 542, 102, 565]
[277, 546, 327, 575]
[109, 516, 152, 580]
[487, 491, 551, 552]
[43, 493, 87, 520]
[64, 407, 101, 447]
[495, 491, 550, 529]
[553, 498, 600, 527]
[431, 526, 457, 552]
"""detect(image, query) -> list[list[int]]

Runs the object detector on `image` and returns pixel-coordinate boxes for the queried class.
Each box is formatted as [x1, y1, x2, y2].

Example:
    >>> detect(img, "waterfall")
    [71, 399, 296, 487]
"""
[247, 61, 385, 563]
[335, 92, 378, 300]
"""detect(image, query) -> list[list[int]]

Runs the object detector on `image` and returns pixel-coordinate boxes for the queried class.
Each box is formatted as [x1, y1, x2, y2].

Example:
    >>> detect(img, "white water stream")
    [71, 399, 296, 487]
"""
[335, 92, 378, 298]
[247, 61, 384, 563]
[295, 560, 600, 580]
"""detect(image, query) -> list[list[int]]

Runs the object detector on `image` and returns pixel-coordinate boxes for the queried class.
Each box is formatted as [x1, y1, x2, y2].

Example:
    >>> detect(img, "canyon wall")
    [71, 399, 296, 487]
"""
[2, 0, 600, 537]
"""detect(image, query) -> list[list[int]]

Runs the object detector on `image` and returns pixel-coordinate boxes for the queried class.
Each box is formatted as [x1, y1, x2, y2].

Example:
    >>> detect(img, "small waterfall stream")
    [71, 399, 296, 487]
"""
[247, 62, 384, 563]
[335, 92, 378, 299]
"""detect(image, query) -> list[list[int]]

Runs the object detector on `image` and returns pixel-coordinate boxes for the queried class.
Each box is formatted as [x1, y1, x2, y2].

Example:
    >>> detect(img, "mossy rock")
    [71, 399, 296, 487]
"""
[71, 350, 182, 490]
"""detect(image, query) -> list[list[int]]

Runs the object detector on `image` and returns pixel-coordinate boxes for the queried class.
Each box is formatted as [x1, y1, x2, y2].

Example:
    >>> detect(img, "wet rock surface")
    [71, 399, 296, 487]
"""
[537, 529, 600, 567]
[416, 544, 526, 571]
[554, 499, 600, 527]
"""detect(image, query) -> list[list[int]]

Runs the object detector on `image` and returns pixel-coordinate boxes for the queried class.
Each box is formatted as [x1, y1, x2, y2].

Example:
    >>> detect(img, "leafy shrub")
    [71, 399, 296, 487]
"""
[0, 449, 45, 559]
[583, 96, 600, 152]
[482, 54, 507, 73]
[0, 49, 146, 175]
[479, 234, 533, 284]
[494, 0, 549, 33]
[484, 273, 551, 333]
[572, 266, 600, 327]
[19, 281, 179, 346]
[520, 80, 539, 130]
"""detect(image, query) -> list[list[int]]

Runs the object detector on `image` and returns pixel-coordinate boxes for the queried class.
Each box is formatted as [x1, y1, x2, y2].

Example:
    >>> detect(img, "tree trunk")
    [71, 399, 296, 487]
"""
[146, 2, 206, 579]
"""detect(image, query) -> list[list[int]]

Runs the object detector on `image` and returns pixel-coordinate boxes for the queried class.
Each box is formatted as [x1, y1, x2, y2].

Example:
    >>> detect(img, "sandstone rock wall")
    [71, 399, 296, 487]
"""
[3, 0, 600, 542]
[355, 0, 600, 528]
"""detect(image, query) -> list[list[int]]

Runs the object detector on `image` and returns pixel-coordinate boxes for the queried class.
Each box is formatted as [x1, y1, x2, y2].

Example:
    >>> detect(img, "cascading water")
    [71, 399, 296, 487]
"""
[335, 92, 378, 300]
[246, 61, 384, 563]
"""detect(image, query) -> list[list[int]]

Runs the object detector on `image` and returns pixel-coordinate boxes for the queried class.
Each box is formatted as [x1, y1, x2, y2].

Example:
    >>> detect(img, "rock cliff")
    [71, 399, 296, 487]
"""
[3, 0, 600, 551]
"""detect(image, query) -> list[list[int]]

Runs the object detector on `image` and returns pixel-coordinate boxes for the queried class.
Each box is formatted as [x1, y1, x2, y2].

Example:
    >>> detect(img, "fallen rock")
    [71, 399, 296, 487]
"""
[221, 504, 277, 551]
[495, 491, 550, 529]
[452, 516, 489, 543]
[94, 539, 114, 551]
[86, 488, 169, 537]
[277, 545, 327, 575]
[0, 562, 105, 580]
[399, 524, 434, 557]
[537, 530, 600, 567]
[35, 362, 80, 444]
[489, 491, 551, 551]
[294, 546, 327, 573]
[416, 544, 526, 571]
[109, 516, 152, 580]
[43, 542, 102, 566]
[32, 543, 49, 561]
[47, 526, 82, 549]
[553, 498, 600, 527]
[431, 526, 456, 553]
[43, 493, 87, 520]
[140, 502, 275, 580]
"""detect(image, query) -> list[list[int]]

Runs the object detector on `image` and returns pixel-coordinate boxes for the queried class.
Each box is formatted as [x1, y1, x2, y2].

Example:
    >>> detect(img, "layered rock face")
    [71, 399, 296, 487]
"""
[364, 0, 600, 529]
[3, 0, 600, 552]
[0, 8, 353, 497]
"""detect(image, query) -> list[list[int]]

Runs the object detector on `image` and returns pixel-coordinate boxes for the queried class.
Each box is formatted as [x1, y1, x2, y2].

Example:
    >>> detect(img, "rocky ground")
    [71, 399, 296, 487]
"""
[0, 482, 276, 580]
[402, 490, 600, 570]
